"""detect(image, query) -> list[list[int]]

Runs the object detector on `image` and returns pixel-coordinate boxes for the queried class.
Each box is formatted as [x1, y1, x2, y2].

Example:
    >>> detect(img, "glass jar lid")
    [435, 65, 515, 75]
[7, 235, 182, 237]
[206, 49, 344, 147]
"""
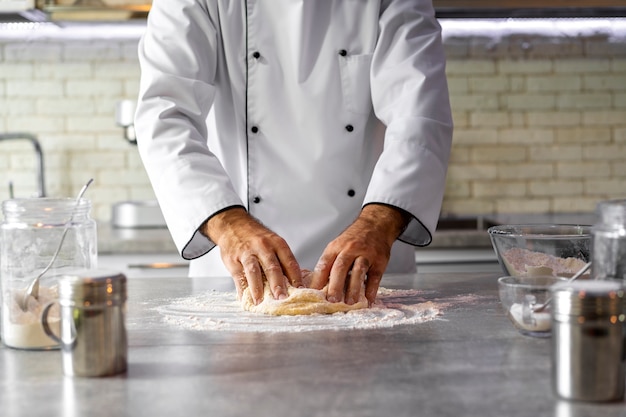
[1, 197, 92, 225]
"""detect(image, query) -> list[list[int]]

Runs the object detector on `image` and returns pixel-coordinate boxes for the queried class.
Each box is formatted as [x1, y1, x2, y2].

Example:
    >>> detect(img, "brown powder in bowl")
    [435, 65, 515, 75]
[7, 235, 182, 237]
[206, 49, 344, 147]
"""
[501, 247, 588, 277]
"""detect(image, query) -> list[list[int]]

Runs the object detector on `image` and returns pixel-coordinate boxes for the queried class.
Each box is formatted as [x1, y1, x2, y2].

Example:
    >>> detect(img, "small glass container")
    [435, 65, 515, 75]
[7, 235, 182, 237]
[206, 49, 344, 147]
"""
[0, 197, 97, 350]
[551, 280, 626, 402]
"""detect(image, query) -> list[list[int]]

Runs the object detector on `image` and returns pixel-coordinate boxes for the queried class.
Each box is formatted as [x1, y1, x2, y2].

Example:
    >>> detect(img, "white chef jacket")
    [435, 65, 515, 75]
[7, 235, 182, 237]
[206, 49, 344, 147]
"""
[135, 0, 453, 277]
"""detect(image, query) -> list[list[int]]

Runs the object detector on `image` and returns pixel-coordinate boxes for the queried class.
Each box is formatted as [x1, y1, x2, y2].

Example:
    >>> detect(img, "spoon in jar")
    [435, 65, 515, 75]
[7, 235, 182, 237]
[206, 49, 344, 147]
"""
[18, 178, 94, 312]
[531, 261, 592, 313]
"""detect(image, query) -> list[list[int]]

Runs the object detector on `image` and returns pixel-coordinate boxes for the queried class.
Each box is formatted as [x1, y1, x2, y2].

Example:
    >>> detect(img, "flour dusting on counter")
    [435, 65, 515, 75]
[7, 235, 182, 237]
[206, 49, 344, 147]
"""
[155, 288, 473, 333]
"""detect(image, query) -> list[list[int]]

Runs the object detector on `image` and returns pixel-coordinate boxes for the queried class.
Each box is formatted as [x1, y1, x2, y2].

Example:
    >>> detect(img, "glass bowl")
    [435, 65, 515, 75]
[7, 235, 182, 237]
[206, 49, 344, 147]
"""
[488, 224, 591, 278]
[498, 275, 569, 338]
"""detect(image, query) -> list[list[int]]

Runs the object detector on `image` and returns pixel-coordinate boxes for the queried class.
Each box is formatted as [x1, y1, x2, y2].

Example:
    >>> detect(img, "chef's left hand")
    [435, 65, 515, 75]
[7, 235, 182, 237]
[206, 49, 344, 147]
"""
[309, 204, 410, 306]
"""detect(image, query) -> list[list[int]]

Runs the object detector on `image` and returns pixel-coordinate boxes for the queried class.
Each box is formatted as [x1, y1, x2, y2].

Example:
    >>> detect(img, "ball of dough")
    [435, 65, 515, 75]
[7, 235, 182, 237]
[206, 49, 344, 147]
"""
[241, 274, 368, 316]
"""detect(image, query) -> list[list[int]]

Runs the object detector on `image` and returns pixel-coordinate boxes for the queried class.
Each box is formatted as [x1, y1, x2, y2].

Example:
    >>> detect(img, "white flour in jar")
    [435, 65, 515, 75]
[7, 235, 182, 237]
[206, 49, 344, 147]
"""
[509, 302, 551, 332]
[153, 288, 477, 333]
[1, 287, 60, 349]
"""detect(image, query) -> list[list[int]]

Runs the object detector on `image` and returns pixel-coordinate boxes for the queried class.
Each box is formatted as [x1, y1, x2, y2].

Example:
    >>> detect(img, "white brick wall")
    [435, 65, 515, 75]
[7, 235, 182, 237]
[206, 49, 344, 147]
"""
[1, 22, 626, 224]
[0, 34, 140, 220]
[441, 22, 626, 216]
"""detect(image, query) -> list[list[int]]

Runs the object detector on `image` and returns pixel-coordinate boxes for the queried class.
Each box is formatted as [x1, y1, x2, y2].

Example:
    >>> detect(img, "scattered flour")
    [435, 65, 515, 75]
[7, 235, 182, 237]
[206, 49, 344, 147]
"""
[155, 288, 458, 333]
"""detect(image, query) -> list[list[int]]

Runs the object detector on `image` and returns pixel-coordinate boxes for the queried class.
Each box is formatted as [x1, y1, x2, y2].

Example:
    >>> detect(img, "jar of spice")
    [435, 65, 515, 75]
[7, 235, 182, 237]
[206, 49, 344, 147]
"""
[0, 197, 97, 350]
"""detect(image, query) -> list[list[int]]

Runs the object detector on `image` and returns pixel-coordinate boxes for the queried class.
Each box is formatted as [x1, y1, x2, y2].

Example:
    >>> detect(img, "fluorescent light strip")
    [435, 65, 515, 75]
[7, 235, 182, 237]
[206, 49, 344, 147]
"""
[0, 17, 625, 41]
[440, 17, 626, 40]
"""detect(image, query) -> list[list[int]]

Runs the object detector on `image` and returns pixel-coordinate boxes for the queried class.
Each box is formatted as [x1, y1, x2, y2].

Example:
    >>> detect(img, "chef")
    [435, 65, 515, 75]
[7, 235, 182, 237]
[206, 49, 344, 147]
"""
[134, 0, 453, 307]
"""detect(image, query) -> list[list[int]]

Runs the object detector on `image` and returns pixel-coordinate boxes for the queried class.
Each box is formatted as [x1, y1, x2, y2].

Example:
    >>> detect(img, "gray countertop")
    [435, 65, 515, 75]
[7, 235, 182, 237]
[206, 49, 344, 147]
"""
[97, 223, 178, 254]
[1, 272, 623, 417]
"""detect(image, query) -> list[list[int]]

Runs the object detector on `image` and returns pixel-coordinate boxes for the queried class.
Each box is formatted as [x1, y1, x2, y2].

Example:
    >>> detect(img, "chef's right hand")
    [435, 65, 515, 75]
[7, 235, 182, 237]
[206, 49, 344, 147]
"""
[201, 207, 303, 304]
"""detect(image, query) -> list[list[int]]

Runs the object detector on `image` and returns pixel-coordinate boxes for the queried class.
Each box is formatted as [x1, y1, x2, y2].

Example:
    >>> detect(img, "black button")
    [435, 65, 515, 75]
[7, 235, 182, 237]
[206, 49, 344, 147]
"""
[253, 196, 261, 204]
[347, 189, 355, 197]
[338, 49, 347, 57]
[345, 125, 354, 132]
[251, 126, 259, 133]
[252, 51, 261, 59]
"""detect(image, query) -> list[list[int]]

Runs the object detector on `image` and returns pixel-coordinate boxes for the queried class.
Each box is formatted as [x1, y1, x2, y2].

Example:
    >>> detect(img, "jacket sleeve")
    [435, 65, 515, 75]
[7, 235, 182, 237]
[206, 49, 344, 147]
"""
[134, 0, 244, 259]
[365, 0, 453, 246]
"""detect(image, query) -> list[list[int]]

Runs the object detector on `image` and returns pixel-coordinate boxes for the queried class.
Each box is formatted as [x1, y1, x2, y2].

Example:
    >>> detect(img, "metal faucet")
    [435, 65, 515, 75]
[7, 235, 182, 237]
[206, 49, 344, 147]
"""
[0, 132, 46, 198]
[115, 100, 137, 145]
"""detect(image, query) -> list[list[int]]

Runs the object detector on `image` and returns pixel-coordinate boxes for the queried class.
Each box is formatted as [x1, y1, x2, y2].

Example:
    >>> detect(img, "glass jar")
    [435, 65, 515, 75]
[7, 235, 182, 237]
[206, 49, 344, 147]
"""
[0, 197, 97, 350]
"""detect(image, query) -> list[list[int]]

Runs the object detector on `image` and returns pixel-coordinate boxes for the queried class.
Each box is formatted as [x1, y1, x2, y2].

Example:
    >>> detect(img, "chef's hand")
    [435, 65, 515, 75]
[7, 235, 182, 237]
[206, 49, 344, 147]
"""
[309, 204, 410, 306]
[202, 207, 303, 304]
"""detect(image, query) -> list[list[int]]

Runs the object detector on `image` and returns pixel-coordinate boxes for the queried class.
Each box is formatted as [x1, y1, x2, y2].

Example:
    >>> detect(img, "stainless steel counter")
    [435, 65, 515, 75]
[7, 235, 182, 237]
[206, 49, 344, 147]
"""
[96, 212, 597, 256]
[1, 273, 623, 417]
[97, 223, 178, 254]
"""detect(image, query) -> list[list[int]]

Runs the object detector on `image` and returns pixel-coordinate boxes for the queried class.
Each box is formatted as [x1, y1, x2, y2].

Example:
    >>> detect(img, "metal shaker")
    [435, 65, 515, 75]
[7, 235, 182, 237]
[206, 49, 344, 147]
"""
[551, 280, 626, 402]
[592, 199, 626, 280]
[41, 269, 127, 377]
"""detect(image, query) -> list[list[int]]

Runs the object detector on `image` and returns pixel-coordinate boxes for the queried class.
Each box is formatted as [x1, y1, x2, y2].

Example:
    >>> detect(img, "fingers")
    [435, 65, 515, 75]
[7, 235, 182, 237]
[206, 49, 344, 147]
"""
[240, 253, 265, 304]
[310, 204, 400, 305]
[345, 257, 369, 305]
[309, 254, 334, 290]
[364, 271, 382, 307]
[239, 253, 293, 303]
[236, 251, 377, 307]
[209, 209, 302, 304]
[275, 245, 304, 289]
[313, 224, 390, 305]
[257, 254, 288, 301]
[312, 248, 362, 304]
[231, 251, 301, 304]
[326, 256, 369, 305]
[233, 272, 248, 300]
[325, 255, 353, 303]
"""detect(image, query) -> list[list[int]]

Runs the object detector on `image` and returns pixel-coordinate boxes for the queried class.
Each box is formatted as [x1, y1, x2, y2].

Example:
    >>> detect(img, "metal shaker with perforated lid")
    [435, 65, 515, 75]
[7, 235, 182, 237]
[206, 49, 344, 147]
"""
[592, 199, 626, 281]
[42, 269, 128, 377]
[551, 280, 626, 402]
